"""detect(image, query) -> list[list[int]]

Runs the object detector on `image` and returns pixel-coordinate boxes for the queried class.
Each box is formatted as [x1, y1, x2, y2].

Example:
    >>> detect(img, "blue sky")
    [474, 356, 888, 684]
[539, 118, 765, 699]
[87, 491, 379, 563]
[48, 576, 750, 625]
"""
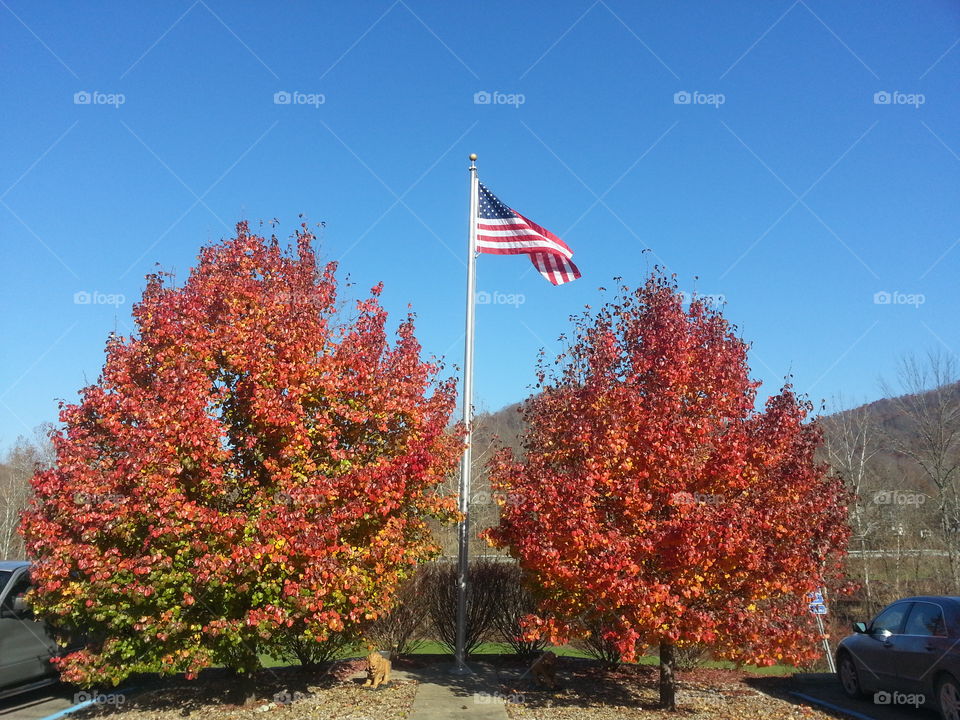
[1, 1, 958, 448]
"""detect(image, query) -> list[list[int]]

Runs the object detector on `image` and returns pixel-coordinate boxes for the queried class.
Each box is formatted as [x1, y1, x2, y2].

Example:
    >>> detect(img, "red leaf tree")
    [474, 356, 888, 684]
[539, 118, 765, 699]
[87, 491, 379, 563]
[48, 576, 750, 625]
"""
[483, 273, 850, 709]
[20, 222, 462, 686]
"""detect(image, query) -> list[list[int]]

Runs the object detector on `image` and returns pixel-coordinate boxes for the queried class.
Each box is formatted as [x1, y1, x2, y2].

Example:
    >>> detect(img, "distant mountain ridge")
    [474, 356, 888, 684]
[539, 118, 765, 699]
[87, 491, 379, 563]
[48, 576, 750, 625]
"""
[469, 382, 960, 497]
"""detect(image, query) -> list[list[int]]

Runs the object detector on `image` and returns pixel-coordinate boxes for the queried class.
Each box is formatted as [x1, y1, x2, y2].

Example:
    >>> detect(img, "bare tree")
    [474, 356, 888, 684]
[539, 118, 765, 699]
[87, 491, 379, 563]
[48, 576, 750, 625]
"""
[881, 351, 960, 589]
[0, 426, 54, 559]
[822, 396, 882, 612]
[434, 403, 523, 560]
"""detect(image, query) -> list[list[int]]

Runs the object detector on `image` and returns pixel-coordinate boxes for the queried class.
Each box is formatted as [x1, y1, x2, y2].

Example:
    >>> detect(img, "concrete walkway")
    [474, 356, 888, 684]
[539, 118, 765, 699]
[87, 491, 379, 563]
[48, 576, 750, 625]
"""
[401, 662, 510, 720]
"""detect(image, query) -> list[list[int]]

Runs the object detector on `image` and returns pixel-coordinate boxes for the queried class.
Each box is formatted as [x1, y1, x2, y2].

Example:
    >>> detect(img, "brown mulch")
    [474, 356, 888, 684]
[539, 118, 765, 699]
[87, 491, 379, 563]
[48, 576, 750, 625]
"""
[61, 656, 852, 720]
[71, 662, 417, 720]
[499, 660, 852, 720]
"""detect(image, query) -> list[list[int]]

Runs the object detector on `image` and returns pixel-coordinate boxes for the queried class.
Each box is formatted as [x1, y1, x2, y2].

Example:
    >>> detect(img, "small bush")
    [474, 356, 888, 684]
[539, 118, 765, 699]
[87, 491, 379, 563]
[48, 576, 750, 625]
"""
[490, 564, 547, 660]
[425, 559, 511, 657]
[673, 644, 710, 671]
[269, 628, 362, 668]
[573, 616, 623, 669]
[367, 568, 431, 657]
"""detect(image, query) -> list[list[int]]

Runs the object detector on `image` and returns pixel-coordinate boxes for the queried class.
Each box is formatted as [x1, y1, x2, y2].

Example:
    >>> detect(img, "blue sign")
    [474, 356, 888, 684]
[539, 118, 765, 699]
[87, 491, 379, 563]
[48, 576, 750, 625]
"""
[808, 590, 828, 615]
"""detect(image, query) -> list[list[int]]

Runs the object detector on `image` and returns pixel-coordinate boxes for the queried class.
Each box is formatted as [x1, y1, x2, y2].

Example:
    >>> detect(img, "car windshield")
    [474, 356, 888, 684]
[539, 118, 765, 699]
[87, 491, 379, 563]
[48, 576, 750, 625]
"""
[0, 570, 10, 597]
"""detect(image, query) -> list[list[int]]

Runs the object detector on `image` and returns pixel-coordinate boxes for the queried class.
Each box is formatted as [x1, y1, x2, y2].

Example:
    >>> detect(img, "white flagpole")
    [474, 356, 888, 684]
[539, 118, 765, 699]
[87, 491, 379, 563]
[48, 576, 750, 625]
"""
[452, 153, 479, 674]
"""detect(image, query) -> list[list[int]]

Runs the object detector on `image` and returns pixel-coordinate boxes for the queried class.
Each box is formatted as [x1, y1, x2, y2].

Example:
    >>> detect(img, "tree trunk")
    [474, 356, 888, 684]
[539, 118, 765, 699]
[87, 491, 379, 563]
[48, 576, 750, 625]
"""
[659, 640, 677, 711]
[226, 645, 261, 706]
[943, 494, 960, 592]
[227, 668, 258, 706]
[859, 535, 873, 614]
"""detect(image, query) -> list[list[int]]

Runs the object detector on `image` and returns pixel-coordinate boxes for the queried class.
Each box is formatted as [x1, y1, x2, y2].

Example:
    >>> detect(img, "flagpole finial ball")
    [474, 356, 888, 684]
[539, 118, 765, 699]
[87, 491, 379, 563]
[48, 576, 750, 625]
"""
[469, 153, 477, 162]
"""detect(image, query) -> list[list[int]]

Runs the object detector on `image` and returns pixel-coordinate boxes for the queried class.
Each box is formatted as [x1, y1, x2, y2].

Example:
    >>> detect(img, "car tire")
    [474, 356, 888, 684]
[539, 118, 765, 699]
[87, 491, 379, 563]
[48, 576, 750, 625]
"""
[838, 652, 866, 699]
[938, 674, 960, 720]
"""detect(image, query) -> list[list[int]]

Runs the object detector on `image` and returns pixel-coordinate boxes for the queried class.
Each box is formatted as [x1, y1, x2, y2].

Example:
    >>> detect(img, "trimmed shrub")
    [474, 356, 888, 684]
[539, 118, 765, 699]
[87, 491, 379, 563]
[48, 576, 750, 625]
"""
[673, 644, 710, 671]
[491, 563, 547, 660]
[425, 559, 510, 657]
[572, 615, 623, 669]
[367, 568, 431, 657]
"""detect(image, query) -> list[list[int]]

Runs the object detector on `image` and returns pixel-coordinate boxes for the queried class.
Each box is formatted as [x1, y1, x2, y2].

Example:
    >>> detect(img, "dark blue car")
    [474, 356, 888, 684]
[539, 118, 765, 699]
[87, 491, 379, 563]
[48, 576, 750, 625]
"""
[837, 596, 960, 719]
[0, 561, 61, 699]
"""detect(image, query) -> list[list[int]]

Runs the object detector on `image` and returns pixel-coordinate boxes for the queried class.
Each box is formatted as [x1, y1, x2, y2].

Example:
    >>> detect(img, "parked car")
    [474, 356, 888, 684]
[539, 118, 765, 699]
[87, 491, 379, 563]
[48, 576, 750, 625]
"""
[837, 595, 960, 720]
[0, 561, 61, 699]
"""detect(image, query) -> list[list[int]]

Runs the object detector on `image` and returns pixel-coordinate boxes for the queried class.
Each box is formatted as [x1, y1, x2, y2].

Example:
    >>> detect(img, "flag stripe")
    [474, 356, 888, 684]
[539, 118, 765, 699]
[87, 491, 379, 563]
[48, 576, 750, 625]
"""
[476, 238, 573, 258]
[477, 230, 572, 254]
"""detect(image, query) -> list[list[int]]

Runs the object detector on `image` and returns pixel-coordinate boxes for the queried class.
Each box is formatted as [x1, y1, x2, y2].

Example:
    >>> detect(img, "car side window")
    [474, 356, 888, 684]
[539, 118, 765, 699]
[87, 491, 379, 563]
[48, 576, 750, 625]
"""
[1, 572, 32, 617]
[871, 602, 911, 635]
[904, 602, 947, 637]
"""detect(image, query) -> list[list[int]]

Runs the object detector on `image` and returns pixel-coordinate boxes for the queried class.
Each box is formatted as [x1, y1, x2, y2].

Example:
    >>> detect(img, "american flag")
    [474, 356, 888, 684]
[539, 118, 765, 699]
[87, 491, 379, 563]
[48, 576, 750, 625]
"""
[476, 182, 581, 286]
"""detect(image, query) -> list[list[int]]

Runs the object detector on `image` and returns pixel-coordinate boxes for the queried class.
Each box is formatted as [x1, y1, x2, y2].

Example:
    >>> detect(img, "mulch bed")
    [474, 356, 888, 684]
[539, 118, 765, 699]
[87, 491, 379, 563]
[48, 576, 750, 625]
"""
[64, 655, 853, 720]
[494, 657, 854, 719]
[71, 661, 417, 720]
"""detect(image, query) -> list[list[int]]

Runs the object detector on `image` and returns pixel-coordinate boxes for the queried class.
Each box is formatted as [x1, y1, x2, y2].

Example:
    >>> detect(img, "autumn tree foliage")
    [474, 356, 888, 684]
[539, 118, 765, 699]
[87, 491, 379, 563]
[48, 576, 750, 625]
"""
[484, 273, 850, 709]
[20, 221, 462, 686]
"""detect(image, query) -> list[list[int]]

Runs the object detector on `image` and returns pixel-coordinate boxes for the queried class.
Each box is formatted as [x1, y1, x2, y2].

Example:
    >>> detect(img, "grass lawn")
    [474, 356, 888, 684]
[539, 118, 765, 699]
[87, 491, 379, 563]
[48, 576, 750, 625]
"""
[317, 641, 799, 676]
[255, 639, 799, 676]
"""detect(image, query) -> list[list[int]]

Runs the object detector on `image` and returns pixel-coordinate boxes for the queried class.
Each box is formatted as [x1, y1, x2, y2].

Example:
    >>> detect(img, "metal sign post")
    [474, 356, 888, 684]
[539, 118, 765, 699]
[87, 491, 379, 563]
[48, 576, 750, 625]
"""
[808, 589, 835, 673]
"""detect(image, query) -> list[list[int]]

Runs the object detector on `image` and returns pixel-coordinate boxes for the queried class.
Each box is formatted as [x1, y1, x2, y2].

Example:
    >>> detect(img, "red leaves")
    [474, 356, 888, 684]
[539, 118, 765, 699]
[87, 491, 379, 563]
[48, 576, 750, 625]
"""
[485, 271, 850, 668]
[19, 221, 463, 684]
